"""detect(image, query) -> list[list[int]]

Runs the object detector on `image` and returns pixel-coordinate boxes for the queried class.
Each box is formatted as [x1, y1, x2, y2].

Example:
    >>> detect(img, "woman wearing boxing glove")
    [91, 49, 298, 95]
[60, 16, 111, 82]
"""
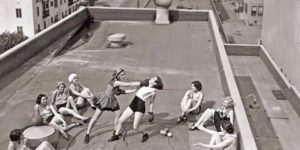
[108, 76, 163, 143]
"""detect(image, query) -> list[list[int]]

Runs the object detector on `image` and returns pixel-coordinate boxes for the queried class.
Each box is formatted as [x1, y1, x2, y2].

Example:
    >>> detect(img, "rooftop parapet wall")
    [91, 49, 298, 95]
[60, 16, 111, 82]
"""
[87, 7, 209, 21]
[208, 12, 257, 150]
[0, 7, 89, 78]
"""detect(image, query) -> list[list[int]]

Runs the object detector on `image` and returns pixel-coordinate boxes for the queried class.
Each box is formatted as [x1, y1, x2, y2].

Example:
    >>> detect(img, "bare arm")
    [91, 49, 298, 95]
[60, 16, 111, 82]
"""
[114, 81, 141, 87]
[195, 138, 233, 149]
[124, 89, 137, 94]
[51, 90, 57, 106]
[188, 92, 203, 112]
[149, 93, 156, 113]
[69, 84, 93, 99]
[228, 109, 234, 125]
[199, 125, 224, 136]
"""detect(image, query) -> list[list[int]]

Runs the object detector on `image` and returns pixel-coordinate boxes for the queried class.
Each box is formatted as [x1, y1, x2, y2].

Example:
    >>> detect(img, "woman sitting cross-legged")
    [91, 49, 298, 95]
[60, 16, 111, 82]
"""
[108, 76, 164, 142]
[193, 120, 237, 150]
[51, 82, 90, 124]
[177, 81, 204, 123]
[34, 94, 81, 140]
[189, 97, 234, 132]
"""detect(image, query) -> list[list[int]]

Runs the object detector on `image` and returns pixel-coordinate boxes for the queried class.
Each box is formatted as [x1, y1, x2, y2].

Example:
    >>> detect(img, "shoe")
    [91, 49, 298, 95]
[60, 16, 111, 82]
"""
[141, 133, 149, 142]
[108, 134, 119, 142]
[189, 126, 199, 131]
[84, 134, 90, 144]
[91, 105, 97, 110]
[176, 116, 183, 124]
[83, 117, 91, 124]
[182, 115, 188, 122]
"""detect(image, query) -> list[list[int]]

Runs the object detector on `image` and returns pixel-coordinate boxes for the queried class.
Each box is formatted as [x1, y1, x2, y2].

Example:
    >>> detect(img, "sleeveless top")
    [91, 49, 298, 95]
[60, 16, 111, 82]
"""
[136, 87, 156, 101]
[216, 106, 232, 119]
[223, 133, 237, 150]
[69, 83, 83, 98]
[54, 90, 68, 105]
[38, 105, 53, 120]
[187, 90, 203, 102]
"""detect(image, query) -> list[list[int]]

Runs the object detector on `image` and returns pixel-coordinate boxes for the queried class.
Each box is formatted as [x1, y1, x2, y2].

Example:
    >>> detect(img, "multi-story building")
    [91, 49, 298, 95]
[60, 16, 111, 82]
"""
[235, 0, 264, 25]
[262, 0, 300, 92]
[0, 0, 80, 37]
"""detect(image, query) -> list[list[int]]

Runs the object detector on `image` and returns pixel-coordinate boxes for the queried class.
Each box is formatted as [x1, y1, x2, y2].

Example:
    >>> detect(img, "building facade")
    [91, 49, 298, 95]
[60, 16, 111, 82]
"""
[0, 0, 80, 37]
[235, 0, 264, 25]
[262, 0, 300, 91]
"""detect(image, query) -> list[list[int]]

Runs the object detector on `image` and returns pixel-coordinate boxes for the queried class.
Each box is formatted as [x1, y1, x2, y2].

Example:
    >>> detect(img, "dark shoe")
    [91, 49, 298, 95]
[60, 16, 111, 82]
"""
[83, 117, 91, 124]
[189, 126, 199, 131]
[84, 134, 90, 144]
[108, 134, 119, 142]
[176, 116, 183, 124]
[182, 115, 188, 122]
[141, 133, 149, 142]
[91, 105, 97, 110]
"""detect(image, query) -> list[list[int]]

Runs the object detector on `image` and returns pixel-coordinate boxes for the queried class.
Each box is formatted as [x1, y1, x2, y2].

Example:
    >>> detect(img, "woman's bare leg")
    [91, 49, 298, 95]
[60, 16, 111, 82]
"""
[194, 109, 215, 127]
[86, 108, 103, 134]
[115, 107, 134, 135]
[114, 110, 121, 131]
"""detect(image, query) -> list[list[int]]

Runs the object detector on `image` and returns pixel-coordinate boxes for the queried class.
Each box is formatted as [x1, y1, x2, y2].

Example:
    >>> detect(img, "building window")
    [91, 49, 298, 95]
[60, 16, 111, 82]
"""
[251, 6, 257, 16]
[54, 0, 58, 8]
[258, 6, 263, 16]
[68, 0, 74, 6]
[245, 3, 248, 13]
[60, 0, 62, 5]
[16, 8, 22, 18]
[64, 0, 66, 4]
[65, 10, 67, 16]
[62, 12, 64, 18]
[42, 1, 50, 18]
[51, 17, 53, 23]
[50, 1, 54, 7]
[68, 8, 71, 14]
[37, 24, 41, 32]
[37, 7, 40, 16]
[17, 26, 23, 34]
[44, 21, 47, 29]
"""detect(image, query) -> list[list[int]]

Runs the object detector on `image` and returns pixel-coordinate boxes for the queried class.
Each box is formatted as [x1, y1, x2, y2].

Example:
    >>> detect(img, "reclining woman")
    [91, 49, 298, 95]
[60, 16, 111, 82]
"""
[68, 73, 96, 109]
[177, 81, 204, 123]
[84, 68, 141, 144]
[51, 82, 90, 123]
[189, 97, 234, 132]
[34, 94, 81, 140]
[108, 76, 164, 142]
[193, 120, 237, 150]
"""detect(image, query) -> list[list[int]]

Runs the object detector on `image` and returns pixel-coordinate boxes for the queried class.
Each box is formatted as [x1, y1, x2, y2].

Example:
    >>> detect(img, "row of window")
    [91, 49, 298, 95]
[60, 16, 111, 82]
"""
[251, 6, 264, 17]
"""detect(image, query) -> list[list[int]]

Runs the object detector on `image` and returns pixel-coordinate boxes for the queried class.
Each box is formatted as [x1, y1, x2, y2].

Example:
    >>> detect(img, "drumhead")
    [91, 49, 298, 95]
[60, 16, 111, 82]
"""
[23, 126, 55, 139]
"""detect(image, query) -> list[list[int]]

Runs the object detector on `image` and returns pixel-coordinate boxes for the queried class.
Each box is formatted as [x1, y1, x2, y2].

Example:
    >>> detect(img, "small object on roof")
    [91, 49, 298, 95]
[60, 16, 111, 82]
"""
[107, 33, 126, 48]
[160, 128, 172, 137]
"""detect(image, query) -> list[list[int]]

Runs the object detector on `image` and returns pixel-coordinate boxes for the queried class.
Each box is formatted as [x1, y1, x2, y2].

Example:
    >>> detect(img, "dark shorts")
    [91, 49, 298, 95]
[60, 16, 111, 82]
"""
[56, 103, 67, 111]
[129, 96, 146, 114]
[45, 114, 55, 123]
[214, 111, 230, 132]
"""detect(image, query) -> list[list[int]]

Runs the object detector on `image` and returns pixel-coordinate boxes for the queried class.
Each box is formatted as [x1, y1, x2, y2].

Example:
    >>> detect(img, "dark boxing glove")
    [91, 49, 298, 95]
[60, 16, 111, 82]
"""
[115, 88, 126, 96]
[148, 112, 154, 122]
[140, 79, 149, 87]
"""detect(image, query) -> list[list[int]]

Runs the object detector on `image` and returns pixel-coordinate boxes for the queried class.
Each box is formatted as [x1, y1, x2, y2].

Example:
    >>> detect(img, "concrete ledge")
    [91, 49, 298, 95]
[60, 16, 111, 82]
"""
[87, 7, 208, 21]
[259, 45, 300, 117]
[0, 7, 89, 78]
[208, 10, 257, 150]
[225, 44, 260, 56]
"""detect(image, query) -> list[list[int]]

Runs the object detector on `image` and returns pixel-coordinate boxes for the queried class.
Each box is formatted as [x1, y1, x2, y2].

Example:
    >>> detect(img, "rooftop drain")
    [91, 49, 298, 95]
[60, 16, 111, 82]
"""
[107, 33, 126, 48]
[154, 0, 172, 24]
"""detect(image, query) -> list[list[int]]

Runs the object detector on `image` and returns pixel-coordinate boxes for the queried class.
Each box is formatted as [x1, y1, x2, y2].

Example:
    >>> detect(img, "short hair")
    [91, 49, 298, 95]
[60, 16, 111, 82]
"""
[9, 129, 22, 141]
[153, 76, 164, 90]
[224, 97, 234, 108]
[112, 68, 125, 80]
[192, 81, 202, 91]
[57, 82, 66, 89]
[36, 94, 47, 104]
[222, 121, 234, 134]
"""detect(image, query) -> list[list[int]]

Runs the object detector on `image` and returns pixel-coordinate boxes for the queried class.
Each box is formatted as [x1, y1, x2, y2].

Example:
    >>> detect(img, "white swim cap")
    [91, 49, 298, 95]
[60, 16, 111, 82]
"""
[68, 73, 78, 83]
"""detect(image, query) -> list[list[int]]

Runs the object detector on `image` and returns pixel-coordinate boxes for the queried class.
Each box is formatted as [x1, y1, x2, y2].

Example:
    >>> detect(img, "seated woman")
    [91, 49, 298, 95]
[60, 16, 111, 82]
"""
[51, 82, 90, 123]
[189, 97, 234, 132]
[34, 94, 81, 140]
[177, 81, 204, 123]
[193, 120, 237, 150]
[108, 76, 164, 142]
[8, 129, 55, 150]
[68, 73, 96, 109]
